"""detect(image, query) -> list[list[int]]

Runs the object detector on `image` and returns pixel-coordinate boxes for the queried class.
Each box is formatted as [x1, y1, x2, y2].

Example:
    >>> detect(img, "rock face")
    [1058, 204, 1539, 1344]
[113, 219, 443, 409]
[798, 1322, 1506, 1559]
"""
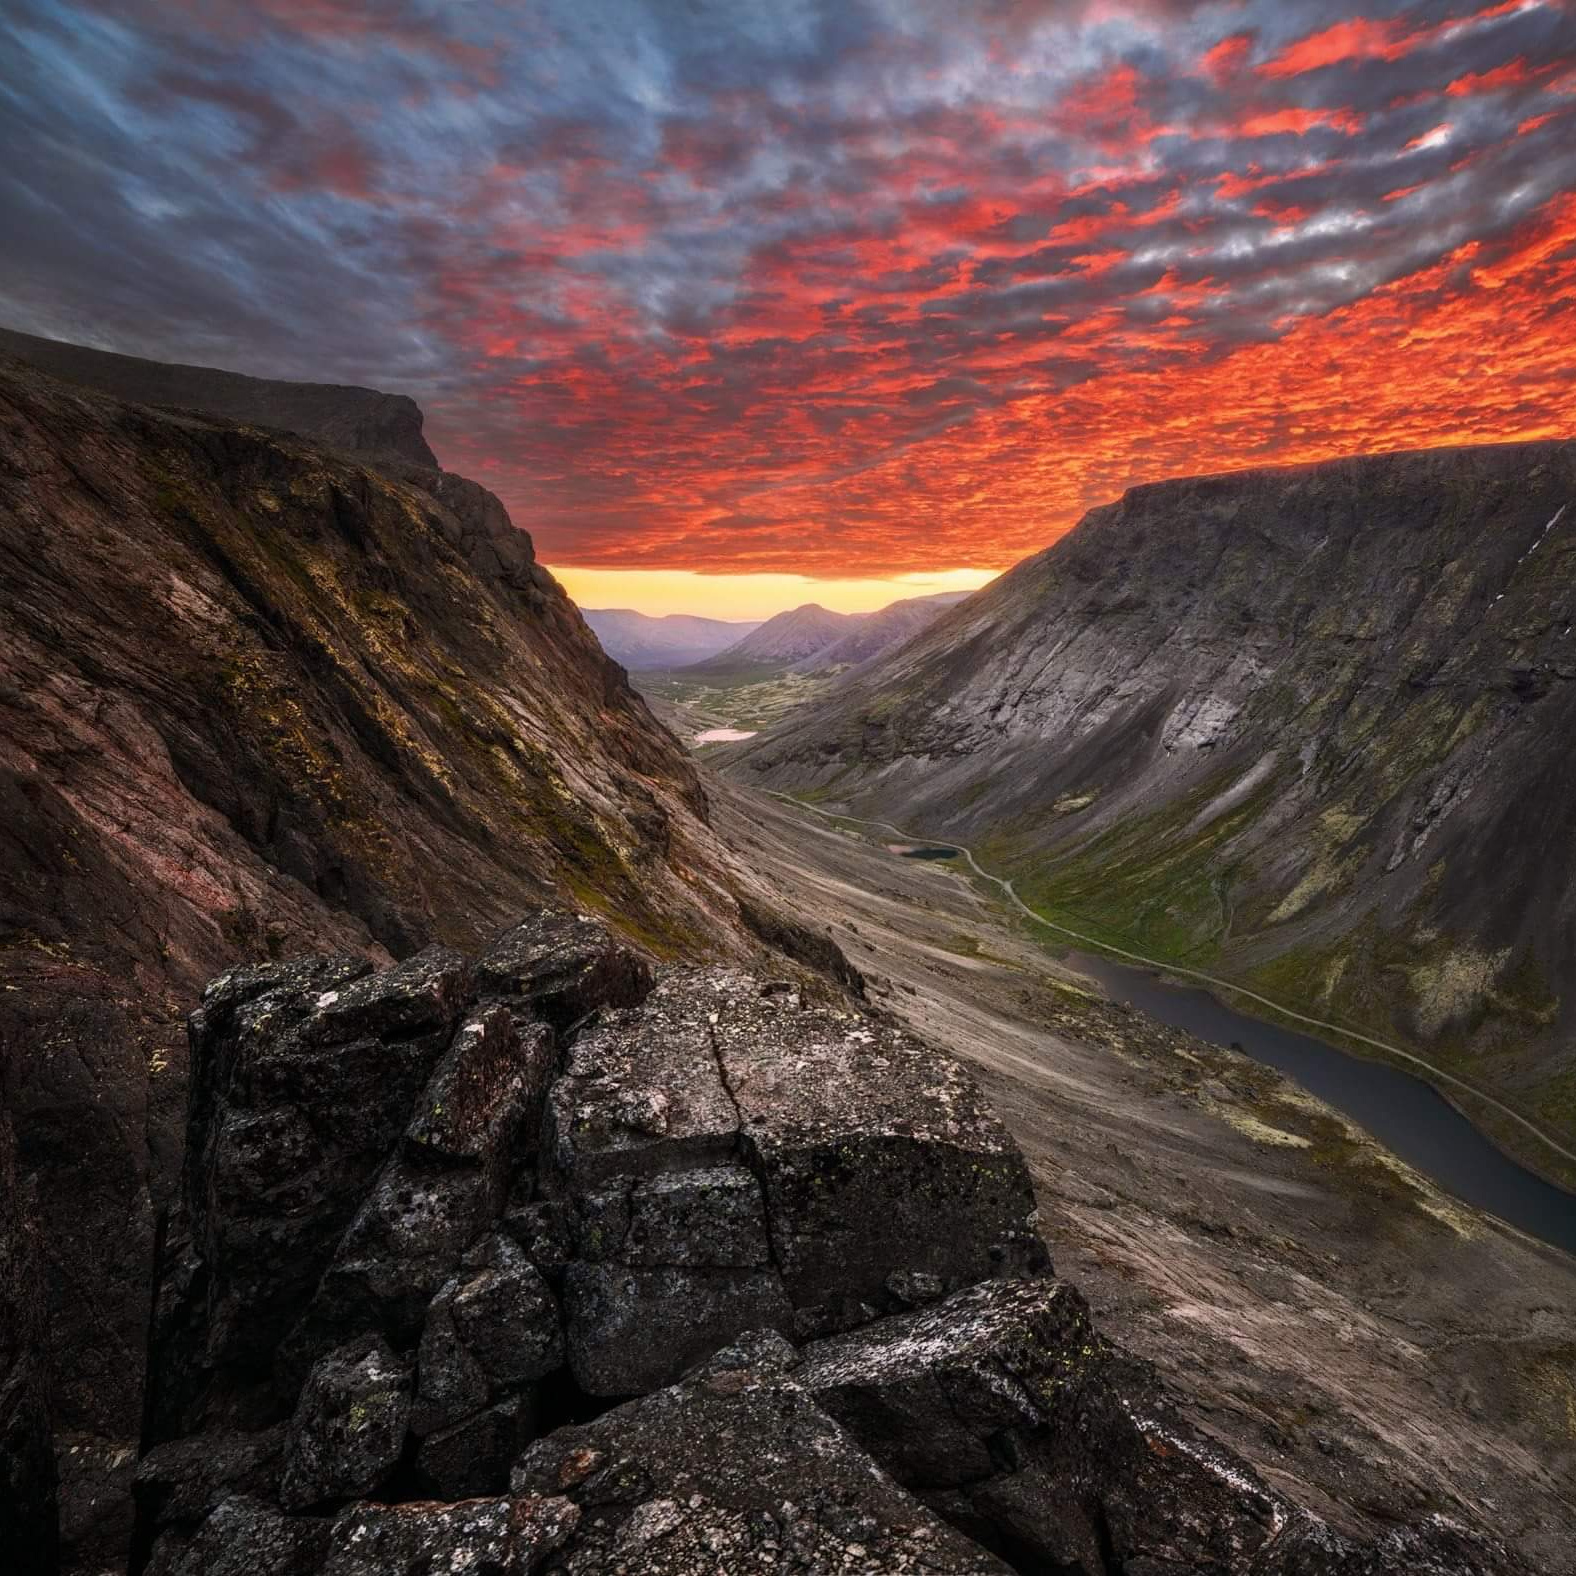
[132, 911, 1515, 1576]
[727, 442, 1576, 1175]
[0, 344, 738, 1559]
[0, 1110, 57, 1576]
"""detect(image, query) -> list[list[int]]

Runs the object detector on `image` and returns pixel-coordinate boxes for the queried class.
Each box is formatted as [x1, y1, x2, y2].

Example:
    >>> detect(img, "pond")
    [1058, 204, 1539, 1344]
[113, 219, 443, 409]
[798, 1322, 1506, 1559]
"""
[885, 843, 960, 860]
[694, 728, 758, 743]
[1066, 948, 1576, 1256]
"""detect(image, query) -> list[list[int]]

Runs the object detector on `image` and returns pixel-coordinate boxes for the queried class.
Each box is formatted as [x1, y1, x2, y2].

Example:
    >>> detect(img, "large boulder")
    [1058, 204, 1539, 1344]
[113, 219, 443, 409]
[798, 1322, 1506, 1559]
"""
[277, 1336, 411, 1511]
[508, 1336, 1012, 1574]
[546, 968, 1048, 1392]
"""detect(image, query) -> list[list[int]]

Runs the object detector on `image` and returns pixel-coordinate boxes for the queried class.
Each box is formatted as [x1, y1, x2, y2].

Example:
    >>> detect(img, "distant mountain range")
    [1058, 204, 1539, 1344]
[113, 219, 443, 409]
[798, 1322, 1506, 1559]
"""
[726, 441, 1576, 1176]
[683, 592, 972, 675]
[581, 608, 761, 669]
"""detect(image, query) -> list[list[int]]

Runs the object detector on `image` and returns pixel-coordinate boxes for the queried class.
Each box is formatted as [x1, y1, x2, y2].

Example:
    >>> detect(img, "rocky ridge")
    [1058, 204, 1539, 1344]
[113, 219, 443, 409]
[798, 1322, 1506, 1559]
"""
[119, 909, 1515, 1576]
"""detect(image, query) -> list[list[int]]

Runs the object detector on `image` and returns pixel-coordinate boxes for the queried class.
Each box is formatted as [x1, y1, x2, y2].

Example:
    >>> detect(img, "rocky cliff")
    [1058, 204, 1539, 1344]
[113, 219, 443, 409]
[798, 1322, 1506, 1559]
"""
[0, 328, 438, 469]
[123, 911, 1513, 1576]
[727, 442, 1576, 1178]
[0, 347, 743, 1561]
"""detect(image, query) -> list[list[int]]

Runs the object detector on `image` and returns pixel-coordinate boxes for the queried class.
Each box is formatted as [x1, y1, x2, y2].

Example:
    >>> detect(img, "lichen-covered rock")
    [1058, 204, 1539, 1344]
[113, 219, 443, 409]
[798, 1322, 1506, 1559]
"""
[544, 980, 740, 1190]
[278, 1337, 411, 1511]
[164, 953, 461, 1430]
[132, 1426, 284, 1533]
[798, 1278, 1517, 1576]
[320, 1494, 580, 1575]
[412, 1394, 537, 1501]
[545, 967, 1047, 1391]
[509, 1345, 1012, 1574]
[713, 979, 1049, 1320]
[308, 946, 474, 1045]
[406, 1005, 552, 1169]
[0, 1109, 57, 1576]
[143, 1495, 331, 1576]
[411, 1232, 562, 1457]
[476, 910, 654, 1032]
[561, 1262, 794, 1395]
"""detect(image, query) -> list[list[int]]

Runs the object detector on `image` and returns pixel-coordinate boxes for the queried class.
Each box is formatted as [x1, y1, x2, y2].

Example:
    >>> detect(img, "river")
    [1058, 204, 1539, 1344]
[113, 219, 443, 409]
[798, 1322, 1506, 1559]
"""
[1067, 948, 1576, 1256]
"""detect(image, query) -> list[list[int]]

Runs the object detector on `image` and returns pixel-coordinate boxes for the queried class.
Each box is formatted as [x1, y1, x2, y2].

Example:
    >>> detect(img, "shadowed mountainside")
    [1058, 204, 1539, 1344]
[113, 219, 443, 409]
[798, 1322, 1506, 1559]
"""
[725, 441, 1576, 1178]
[0, 347, 748, 1561]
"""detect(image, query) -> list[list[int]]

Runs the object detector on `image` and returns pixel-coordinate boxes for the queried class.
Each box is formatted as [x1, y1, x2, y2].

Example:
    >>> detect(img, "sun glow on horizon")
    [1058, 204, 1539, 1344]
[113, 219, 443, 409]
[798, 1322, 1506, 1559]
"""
[547, 566, 1000, 621]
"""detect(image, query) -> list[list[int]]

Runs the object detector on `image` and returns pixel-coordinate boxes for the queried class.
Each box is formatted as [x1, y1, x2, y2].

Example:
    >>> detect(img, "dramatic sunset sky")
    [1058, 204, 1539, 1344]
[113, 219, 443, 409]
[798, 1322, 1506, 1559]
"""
[3, 0, 1574, 614]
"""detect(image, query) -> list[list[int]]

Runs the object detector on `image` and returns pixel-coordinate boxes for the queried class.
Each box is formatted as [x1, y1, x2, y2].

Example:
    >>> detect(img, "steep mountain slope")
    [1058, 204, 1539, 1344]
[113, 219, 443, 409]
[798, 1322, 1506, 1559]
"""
[728, 441, 1576, 1174]
[791, 590, 973, 672]
[581, 607, 760, 669]
[0, 349, 745, 1560]
[0, 327, 437, 467]
[683, 601, 858, 670]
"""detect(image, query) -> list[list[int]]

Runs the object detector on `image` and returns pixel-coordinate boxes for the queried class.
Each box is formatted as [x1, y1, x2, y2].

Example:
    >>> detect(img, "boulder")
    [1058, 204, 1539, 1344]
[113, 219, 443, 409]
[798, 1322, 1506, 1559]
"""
[308, 946, 474, 1045]
[561, 1262, 794, 1396]
[509, 1341, 1013, 1574]
[406, 1005, 553, 1171]
[168, 952, 463, 1427]
[547, 968, 1048, 1391]
[319, 1494, 580, 1575]
[714, 979, 1049, 1320]
[143, 1495, 331, 1576]
[798, 1278, 1517, 1576]
[133, 1425, 284, 1531]
[475, 910, 653, 1033]
[278, 1337, 412, 1511]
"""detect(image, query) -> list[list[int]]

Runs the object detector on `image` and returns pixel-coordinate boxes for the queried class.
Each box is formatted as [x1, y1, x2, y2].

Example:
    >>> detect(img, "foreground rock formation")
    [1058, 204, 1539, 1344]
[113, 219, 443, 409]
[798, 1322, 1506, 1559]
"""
[0, 341, 741, 1559]
[726, 442, 1576, 1181]
[124, 911, 1515, 1576]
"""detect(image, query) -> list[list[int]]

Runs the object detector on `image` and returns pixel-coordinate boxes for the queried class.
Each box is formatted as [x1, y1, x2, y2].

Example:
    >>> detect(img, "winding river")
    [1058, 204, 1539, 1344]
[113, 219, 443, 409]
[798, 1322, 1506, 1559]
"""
[775, 794, 1576, 1256]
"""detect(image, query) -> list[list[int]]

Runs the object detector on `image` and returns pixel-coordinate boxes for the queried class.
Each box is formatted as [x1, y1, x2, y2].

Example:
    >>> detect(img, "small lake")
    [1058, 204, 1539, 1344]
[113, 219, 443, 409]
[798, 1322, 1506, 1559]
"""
[694, 728, 758, 744]
[1066, 948, 1576, 1256]
[886, 843, 959, 861]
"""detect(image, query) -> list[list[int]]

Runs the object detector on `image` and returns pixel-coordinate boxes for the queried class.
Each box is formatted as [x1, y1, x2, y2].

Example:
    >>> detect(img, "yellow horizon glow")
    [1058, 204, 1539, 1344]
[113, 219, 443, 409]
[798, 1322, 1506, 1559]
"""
[546, 566, 999, 620]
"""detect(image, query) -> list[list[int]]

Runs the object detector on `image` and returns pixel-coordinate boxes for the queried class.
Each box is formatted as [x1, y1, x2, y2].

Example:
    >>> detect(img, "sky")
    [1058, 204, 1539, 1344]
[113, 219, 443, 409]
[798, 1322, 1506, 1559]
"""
[2, 0, 1574, 616]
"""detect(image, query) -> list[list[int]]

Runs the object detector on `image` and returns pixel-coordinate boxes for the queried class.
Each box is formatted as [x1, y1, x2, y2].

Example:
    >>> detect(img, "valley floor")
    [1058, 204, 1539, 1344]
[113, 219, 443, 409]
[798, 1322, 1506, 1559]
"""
[712, 781, 1576, 1574]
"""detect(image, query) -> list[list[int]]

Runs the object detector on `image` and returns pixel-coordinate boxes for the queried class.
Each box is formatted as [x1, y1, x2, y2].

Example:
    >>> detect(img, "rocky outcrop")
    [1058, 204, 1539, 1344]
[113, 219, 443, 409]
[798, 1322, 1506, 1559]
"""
[131, 911, 1516, 1576]
[727, 441, 1576, 1178]
[0, 1110, 57, 1576]
[0, 347, 738, 1560]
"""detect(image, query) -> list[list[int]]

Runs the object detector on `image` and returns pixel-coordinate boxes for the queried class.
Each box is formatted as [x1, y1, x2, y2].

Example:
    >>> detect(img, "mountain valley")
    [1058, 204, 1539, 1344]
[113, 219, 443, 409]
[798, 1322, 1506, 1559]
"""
[0, 337, 1572, 1576]
[725, 446, 1576, 1189]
